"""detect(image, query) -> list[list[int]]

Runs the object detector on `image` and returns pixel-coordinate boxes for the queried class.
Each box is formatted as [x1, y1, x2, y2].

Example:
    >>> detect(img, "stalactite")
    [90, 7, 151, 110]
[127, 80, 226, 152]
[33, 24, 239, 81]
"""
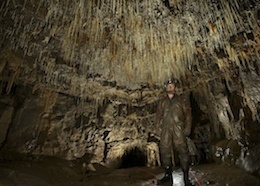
[0, 1, 6, 13]
[0, 0, 259, 96]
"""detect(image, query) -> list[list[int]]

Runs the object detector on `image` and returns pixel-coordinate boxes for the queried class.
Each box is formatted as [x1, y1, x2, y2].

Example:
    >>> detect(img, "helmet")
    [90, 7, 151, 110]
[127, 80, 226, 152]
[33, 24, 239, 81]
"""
[165, 78, 178, 86]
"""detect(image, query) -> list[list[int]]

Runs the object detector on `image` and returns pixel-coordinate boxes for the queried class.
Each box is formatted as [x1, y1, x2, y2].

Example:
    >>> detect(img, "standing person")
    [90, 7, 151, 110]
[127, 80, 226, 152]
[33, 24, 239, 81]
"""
[156, 79, 192, 185]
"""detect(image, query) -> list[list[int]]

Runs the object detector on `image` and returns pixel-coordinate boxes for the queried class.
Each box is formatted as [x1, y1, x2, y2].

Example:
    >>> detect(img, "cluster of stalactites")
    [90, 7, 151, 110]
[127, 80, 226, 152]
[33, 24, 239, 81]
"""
[0, 0, 259, 91]
[45, 0, 258, 86]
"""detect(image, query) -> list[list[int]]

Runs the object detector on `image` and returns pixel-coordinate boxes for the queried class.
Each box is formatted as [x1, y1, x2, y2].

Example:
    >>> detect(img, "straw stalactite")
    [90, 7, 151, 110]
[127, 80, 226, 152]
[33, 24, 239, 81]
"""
[0, 0, 259, 112]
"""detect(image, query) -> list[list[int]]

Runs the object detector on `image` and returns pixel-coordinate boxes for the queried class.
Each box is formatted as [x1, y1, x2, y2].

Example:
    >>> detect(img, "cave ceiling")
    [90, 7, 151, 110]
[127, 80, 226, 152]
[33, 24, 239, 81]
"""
[0, 0, 259, 106]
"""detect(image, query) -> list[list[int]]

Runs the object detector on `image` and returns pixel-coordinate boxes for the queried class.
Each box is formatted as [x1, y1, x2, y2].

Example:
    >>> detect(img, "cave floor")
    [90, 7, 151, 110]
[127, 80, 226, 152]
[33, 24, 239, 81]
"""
[0, 156, 259, 186]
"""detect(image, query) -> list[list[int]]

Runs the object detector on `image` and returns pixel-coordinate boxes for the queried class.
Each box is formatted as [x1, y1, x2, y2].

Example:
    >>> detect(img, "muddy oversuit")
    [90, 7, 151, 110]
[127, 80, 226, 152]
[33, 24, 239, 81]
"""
[156, 93, 192, 170]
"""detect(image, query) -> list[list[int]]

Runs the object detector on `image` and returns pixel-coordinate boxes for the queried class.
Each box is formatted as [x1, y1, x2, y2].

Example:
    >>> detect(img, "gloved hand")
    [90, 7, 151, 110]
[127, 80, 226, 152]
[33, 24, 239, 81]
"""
[184, 127, 191, 137]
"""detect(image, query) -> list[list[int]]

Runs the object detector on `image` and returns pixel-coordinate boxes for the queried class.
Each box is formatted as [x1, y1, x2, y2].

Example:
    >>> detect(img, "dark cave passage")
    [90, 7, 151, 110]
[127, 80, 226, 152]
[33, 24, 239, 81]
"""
[190, 93, 212, 163]
[120, 147, 146, 168]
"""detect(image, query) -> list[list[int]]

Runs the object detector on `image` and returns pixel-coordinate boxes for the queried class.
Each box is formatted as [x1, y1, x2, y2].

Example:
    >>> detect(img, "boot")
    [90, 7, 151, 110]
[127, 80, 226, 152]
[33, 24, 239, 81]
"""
[183, 169, 193, 186]
[157, 165, 173, 185]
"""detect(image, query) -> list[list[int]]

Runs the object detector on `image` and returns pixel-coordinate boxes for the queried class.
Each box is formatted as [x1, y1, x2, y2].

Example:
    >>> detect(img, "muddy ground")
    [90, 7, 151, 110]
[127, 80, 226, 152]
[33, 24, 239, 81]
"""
[0, 155, 259, 186]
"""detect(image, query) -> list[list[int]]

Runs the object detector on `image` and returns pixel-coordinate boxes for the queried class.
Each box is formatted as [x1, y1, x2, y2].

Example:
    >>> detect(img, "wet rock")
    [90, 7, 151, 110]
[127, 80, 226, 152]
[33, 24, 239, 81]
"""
[238, 143, 260, 177]
[4, 95, 43, 153]
[0, 104, 14, 148]
[211, 139, 230, 163]
[223, 140, 241, 165]
[211, 139, 242, 166]
[146, 142, 161, 167]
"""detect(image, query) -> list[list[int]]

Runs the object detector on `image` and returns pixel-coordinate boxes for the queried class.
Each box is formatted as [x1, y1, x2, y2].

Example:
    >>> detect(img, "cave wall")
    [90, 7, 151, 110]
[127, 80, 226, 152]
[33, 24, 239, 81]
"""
[0, 75, 259, 171]
[0, 85, 159, 168]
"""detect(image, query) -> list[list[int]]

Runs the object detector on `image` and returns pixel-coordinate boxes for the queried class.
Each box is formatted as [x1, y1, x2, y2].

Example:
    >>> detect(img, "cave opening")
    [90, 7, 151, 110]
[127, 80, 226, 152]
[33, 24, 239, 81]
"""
[120, 147, 146, 168]
[190, 93, 212, 163]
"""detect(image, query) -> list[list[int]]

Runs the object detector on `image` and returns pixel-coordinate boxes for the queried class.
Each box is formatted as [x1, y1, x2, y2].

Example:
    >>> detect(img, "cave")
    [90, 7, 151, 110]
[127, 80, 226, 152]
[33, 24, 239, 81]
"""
[120, 147, 146, 168]
[0, 0, 260, 185]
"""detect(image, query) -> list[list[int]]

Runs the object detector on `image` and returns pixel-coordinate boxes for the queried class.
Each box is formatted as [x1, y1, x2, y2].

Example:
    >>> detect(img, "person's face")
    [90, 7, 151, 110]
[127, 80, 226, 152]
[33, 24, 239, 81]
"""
[166, 83, 175, 92]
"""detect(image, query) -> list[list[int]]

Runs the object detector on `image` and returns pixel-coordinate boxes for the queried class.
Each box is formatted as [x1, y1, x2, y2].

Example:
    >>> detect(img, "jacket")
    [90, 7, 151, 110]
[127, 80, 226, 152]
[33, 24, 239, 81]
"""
[156, 93, 192, 137]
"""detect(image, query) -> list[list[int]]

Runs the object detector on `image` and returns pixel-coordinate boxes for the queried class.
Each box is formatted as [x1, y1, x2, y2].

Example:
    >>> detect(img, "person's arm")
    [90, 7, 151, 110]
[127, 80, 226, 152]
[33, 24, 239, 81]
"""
[155, 100, 163, 134]
[183, 94, 192, 136]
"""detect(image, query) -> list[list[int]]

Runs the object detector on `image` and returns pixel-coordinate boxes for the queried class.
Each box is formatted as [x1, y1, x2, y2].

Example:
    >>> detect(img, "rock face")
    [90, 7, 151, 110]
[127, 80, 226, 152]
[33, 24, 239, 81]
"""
[0, 0, 259, 176]
[238, 143, 260, 176]
[0, 87, 159, 168]
[0, 97, 14, 147]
